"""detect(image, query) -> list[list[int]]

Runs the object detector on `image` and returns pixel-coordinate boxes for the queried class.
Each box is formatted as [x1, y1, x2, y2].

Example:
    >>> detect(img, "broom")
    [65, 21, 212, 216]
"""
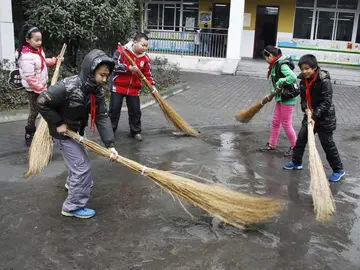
[24, 44, 67, 178]
[65, 129, 283, 227]
[235, 82, 285, 123]
[117, 43, 199, 137]
[306, 109, 336, 221]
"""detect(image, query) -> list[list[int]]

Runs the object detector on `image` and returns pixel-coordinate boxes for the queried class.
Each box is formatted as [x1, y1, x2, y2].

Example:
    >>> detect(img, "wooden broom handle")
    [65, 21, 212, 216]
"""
[261, 81, 286, 105]
[117, 42, 155, 93]
[50, 43, 67, 86]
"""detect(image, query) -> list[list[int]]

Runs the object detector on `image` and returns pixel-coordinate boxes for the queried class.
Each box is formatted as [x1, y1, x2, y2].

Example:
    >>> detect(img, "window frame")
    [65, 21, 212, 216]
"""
[293, 0, 360, 43]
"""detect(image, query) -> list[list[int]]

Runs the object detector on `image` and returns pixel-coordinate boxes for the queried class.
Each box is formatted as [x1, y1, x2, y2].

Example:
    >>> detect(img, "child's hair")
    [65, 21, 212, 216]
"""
[133, 32, 149, 42]
[263, 45, 282, 57]
[17, 23, 40, 60]
[298, 54, 318, 69]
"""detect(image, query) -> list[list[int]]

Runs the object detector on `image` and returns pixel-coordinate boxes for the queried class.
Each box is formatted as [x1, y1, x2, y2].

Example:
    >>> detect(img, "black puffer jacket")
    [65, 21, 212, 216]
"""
[299, 68, 336, 132]
[37, 49, 116, 148]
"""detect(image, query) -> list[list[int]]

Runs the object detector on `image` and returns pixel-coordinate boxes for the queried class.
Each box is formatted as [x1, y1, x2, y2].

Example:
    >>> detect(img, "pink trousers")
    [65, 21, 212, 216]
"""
[269, 102, 297, 148]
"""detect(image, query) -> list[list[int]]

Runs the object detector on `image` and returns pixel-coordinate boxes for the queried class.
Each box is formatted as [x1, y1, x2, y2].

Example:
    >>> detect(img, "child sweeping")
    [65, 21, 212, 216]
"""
[16, 24, 63, 146]
[37, 49, 119, 218]
[260, 45, 299, 156]
[109, 32, 156, 141]
[284, 54, 345, 182]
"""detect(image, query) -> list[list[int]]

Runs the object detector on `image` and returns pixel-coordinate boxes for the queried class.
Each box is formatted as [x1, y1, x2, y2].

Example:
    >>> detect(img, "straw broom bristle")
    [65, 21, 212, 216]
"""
[235, 103, 263, 123]
[307, 113, 336, 221]
[152, 91, 199, 137]
[24, 44, 67, 178]
[24, 119, 53, 178]
[65, 129, 284, 227]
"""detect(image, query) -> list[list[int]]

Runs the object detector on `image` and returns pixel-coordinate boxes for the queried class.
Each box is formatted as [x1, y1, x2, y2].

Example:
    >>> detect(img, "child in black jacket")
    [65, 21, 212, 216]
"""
[283, 54, 345, 182]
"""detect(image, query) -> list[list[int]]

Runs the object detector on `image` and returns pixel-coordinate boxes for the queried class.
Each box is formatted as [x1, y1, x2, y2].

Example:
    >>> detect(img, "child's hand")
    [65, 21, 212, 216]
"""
[129, 66, 138, 73]
[57, 56, 64, 62]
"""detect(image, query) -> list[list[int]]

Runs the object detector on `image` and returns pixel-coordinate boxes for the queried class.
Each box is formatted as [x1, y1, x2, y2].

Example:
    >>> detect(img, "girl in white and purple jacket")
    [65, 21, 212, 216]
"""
[16, 24, 62, 146]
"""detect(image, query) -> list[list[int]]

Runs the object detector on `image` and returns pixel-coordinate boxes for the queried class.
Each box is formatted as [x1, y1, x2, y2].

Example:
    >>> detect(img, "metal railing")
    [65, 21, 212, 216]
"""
[147, 29, 228, 58]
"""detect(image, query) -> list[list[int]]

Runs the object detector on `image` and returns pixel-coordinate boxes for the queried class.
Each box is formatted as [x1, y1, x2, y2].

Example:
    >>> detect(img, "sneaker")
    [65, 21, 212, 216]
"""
[283, 161, 303, 170]
[329, 170, 345, 182]
[284, 147, 294, 157]
[65, 182, 93, 190]
[61, 208, 96, 219]
[134, 133, 143, 141]
[259, 143, 276, 152]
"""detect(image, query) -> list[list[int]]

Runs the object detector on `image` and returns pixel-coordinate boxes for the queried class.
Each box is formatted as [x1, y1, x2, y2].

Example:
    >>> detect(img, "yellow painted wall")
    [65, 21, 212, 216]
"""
[198, 0, 296, 33]
[243, 0, 296, 32]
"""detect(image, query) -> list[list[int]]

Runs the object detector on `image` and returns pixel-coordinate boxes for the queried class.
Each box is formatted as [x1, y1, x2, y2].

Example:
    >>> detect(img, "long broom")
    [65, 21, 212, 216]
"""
[306, 109, 336, 221]
[117, 42, 199, 137]
[65, 129, 283, 227]
[24, 44, 67, 178]
[235, 83, 285, 123]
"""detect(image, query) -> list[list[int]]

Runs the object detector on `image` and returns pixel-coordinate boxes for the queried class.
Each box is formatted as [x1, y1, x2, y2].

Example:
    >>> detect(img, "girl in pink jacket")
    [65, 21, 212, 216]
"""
[17, 24, 62, 146]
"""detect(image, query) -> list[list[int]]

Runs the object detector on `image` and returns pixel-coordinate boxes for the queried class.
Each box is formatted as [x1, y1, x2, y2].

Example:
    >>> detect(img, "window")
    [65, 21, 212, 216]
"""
[317, 0, 337, 8]
[182, 3, 199, 31]
[147, 4, 161, 29]
[315, 11, 335, 40]
[337, 0, 359, 10]
[336, 13, 355, 41]
[294, 0, 360, 42]
[146, 1, 199, 31]
[293, 9, 313, 39]
[356, 18, 360, 43]
[295, 0, 314, 8]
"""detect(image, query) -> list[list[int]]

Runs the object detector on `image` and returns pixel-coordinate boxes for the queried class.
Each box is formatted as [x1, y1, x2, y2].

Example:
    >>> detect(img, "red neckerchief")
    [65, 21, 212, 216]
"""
[89, 93, 96, 136]
[267, 54, 282, 79]
[305, 71, 319, 111]
[22, 45, 46, 71]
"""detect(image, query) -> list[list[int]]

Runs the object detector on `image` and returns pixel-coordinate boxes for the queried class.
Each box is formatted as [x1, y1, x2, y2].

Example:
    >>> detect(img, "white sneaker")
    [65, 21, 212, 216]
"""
[65, 182, 93, 190]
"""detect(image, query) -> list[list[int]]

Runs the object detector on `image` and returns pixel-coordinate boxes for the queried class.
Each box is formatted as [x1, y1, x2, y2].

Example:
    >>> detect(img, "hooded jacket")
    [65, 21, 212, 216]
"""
[111, 42, 154, 96]
[298, 68, 336, 132]
[37, 49, 116, 148]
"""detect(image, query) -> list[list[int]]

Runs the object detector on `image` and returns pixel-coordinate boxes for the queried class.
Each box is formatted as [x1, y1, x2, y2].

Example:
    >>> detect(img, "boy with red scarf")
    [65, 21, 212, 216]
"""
[283, 54, 345, 182]
[109, 32, 155, 141]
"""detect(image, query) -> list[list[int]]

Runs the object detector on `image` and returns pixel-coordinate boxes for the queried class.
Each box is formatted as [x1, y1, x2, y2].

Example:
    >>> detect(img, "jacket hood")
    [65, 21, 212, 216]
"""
[80, 49, 115, 92]
[124, 41, 146, 57]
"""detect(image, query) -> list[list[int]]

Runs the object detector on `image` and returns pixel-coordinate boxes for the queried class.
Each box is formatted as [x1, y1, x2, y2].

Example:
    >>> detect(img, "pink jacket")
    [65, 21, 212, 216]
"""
[17, 46, 57, 93]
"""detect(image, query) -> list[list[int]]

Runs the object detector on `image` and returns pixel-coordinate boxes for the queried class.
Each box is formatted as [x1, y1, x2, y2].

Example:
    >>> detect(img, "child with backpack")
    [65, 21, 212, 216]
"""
[283, 54, 345, 182]
[16, 24, 62, 146]
[260, 45, 299, 156]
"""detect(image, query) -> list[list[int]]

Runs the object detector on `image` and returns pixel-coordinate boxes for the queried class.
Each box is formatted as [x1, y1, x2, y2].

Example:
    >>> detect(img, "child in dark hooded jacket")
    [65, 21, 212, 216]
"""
[283, 54, 345, 182]
[37, 49, 119, 218]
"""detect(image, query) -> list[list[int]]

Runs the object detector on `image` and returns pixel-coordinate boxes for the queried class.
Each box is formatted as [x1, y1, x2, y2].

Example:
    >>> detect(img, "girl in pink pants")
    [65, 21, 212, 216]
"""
[260, 45, 299, 156]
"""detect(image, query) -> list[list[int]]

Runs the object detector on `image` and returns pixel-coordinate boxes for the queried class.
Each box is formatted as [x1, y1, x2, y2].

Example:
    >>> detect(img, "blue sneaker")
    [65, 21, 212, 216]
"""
[329, 170, 345, 182]
[283, 161, 303, 170]
[61, 208, 96, 219]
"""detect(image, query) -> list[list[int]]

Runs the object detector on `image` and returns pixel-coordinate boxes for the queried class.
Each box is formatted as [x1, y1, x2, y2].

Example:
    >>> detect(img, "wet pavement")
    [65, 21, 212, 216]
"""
[1, 125, 360, 269]
[1, 72, 360, 269]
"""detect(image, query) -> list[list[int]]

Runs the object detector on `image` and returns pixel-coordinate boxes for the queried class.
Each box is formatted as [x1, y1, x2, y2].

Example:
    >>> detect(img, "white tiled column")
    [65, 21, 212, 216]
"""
[0, 0, 15, 64]
[222, 0, 245, 74]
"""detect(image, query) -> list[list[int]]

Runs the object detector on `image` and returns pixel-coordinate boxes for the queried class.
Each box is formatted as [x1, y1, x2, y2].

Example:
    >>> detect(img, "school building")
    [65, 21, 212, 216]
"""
[145, 0, 360, 73]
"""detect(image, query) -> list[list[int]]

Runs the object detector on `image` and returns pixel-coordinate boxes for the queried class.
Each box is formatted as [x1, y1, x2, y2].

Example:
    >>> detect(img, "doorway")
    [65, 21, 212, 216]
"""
[253, 6, 279, 58]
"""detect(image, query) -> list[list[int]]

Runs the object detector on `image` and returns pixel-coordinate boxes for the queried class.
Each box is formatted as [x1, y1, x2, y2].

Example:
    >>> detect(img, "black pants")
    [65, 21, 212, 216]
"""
[292, 125, 343, 172]
[27, 91, 39, 130]
[109, 92, 141, 135]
